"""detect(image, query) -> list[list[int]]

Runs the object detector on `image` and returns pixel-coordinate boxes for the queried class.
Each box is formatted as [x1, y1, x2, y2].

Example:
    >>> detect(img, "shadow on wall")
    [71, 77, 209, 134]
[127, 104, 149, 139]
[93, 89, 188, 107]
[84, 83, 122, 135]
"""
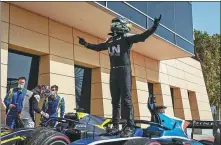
[188, 91, 200, 120]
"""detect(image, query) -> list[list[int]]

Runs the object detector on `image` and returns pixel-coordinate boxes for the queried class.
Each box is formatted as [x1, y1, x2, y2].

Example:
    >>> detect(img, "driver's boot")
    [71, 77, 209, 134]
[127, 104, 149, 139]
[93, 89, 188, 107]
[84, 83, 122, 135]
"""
[120, 126, 133, 138]
[108, 125, 119, 135]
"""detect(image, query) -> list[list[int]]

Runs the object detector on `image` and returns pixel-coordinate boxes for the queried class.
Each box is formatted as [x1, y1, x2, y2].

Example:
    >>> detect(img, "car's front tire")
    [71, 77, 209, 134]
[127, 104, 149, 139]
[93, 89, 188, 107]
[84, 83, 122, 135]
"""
[26, 127, 70, 145]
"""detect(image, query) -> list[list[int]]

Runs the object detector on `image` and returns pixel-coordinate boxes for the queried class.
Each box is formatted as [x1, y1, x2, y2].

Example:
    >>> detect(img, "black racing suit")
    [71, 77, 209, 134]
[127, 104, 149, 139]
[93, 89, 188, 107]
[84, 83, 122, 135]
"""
[84, 25, 157, 127]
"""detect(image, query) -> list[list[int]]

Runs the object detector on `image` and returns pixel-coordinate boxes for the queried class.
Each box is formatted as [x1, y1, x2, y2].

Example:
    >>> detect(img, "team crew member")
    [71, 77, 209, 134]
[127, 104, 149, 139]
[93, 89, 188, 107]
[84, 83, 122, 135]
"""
[78, 15, 161, 137]
[21, 85, 50, 128]
[42, 85, 65, 126]
[4, 77, 27, 129]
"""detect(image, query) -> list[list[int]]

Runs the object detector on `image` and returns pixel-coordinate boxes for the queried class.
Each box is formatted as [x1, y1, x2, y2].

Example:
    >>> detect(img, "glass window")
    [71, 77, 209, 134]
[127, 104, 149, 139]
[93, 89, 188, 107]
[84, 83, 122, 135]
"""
[75, 65, 92, 113]
[175, 2, 193, 43]
[148, 82, 154, 97]
[96, 1, 106, 6]
[107, 1, 147, 28]
[126, 1, 147, 14]
[170, 88, 174, 109]
[147, 2, 175, 31]
[176, 35, 194, 54]
[7, 49, 40, 92]
[148, 18, 175, 44]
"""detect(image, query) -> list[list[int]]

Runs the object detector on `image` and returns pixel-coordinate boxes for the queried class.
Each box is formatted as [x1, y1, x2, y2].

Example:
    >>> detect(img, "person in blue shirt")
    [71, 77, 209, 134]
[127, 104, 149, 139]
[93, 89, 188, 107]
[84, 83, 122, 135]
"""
[4, 77, 27, 129]
[42, 85, 65, 126]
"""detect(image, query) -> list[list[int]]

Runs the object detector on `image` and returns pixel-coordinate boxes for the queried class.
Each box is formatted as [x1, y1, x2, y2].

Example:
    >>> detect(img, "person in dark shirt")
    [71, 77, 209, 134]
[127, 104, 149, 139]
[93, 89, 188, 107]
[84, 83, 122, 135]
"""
[30, 85, 50, 123]
[78, 15, 161, 137]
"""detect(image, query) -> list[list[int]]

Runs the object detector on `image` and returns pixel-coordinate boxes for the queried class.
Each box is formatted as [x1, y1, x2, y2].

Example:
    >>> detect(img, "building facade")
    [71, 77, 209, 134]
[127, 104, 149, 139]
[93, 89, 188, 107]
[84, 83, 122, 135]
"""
[1, 1, 213, 124]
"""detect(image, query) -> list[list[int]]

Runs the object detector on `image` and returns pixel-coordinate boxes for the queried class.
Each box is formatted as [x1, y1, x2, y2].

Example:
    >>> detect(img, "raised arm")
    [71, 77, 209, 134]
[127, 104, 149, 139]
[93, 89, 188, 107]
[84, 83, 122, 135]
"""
[126, 15, 161, 44]
[78, 37, 108, 51]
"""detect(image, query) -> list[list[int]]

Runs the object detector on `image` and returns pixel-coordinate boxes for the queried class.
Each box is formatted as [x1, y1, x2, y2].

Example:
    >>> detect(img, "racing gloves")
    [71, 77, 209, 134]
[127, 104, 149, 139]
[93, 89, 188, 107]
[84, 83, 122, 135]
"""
[153, 14, 161, 27]
[78, 37, 88, 47]
[40, 111, 49, 119]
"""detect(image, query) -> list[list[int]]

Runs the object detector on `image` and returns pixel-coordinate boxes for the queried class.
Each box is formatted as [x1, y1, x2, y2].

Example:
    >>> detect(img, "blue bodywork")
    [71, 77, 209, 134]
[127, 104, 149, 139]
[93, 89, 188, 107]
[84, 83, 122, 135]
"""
[149, 113, 188, 138]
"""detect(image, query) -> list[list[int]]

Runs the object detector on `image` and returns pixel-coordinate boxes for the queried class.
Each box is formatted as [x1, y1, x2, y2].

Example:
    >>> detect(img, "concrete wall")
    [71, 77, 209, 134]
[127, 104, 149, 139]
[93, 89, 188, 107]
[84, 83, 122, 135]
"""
[1, 2, 213, 124]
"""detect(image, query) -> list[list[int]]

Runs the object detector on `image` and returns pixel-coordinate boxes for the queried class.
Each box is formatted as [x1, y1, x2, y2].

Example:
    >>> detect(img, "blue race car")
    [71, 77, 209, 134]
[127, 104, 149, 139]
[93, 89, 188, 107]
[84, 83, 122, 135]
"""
[70, 95, 216, 145]
[70, 115, 204, 145]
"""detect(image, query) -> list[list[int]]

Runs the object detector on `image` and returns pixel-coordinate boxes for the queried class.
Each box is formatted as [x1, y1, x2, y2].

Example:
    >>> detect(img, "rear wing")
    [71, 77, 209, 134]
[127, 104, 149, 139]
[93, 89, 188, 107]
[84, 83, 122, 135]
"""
[186, 120, 220, 129]
[186, 120, 220, 139]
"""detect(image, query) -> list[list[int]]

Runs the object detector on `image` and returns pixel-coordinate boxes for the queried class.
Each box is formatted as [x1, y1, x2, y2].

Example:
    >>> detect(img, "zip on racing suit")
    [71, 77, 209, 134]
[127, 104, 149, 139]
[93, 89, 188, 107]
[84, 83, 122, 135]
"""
[78, 15, 161, 137]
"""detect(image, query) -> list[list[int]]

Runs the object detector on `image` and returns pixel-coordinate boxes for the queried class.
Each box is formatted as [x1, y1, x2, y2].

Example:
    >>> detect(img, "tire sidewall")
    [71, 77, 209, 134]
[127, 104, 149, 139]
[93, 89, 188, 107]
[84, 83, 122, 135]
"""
[27, 127, 70, 145]
[41, 133, 70, 145]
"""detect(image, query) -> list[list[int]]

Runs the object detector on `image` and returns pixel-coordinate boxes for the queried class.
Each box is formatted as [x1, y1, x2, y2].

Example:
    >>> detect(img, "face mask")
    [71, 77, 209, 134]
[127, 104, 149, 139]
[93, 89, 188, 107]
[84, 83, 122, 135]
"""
[51, 91, 56, 95]
[49, 91, 56, 99]
[18, 84, 24, 89]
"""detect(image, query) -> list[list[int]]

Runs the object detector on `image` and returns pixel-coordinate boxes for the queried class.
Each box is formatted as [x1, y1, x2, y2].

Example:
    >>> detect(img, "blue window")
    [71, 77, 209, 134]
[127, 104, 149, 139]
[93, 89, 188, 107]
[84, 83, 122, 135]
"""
[126, 1, 147, 14]
[75, 65, 92, 113]
[147, 2, 175, 31]
[107, 1, 147, 28]
[7, 49, 40, 92]
[175, 2, 194, 43]
[176, 35, 194, 54]
[148, 18, 175, 44]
